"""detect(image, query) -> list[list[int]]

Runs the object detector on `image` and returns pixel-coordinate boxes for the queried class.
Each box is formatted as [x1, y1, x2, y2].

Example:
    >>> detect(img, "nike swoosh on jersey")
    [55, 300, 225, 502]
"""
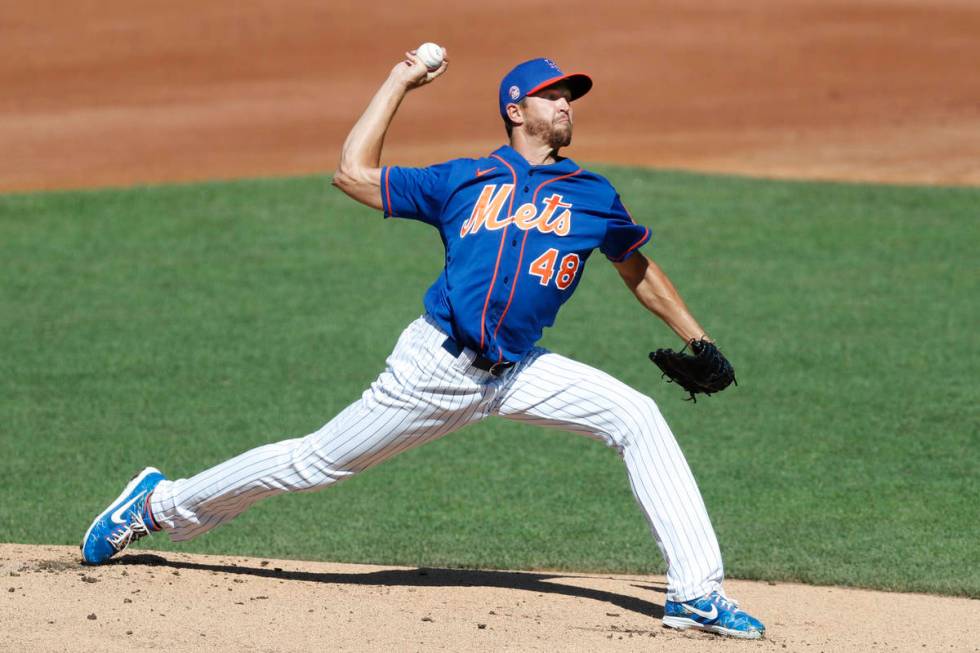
[684, 604, 718, 621]
[110, 492, 146, 524]
[475, 167, 497, 177]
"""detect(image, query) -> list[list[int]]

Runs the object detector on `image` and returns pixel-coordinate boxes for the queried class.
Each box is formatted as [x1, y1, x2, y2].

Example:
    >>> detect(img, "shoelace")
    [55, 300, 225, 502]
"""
[106, 507, 151, 553]
[711, 591, 740, 611]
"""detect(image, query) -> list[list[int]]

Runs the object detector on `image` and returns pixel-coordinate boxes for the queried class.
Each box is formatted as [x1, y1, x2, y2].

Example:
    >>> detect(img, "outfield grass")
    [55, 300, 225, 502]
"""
[1, 169, 976, 597]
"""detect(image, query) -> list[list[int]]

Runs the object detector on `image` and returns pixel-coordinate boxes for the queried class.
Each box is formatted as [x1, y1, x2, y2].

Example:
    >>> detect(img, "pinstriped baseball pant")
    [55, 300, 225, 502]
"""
[149, 314, 724, 601]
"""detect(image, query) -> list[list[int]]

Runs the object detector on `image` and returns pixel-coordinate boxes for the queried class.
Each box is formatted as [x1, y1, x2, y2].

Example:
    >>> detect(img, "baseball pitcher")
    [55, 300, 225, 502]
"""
[81, 48, 764, 639]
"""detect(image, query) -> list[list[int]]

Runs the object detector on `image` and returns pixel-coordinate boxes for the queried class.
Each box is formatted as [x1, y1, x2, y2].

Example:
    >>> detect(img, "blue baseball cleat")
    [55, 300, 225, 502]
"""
[80, 467, 165, 565]
[663, 590, 765, 639]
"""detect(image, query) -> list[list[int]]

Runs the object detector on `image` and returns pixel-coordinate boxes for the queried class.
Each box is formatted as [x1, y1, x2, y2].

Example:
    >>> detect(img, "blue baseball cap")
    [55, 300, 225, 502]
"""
[498, 58, 593, 119]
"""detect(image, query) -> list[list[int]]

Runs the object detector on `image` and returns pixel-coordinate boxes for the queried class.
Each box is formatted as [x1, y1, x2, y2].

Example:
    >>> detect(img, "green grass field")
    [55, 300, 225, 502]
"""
[1, 168, 977, 598]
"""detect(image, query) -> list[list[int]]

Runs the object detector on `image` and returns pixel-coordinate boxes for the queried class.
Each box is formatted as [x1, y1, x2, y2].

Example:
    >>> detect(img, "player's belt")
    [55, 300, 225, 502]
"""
[441, 337, 516, 377]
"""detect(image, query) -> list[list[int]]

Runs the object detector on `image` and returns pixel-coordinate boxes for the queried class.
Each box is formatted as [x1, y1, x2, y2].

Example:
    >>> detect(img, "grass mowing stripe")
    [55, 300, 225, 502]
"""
[1, 170, 977, 597]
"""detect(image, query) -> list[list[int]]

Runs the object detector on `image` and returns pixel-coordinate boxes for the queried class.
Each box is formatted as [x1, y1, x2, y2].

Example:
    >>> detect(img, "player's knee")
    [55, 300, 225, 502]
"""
[617, 395, 664, 447]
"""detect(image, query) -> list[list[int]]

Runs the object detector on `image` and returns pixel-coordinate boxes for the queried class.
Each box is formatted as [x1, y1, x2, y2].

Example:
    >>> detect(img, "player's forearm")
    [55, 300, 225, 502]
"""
[616, 254, 709, 343]
[339, 77, 408, 174]
[332, 77, 408, 208]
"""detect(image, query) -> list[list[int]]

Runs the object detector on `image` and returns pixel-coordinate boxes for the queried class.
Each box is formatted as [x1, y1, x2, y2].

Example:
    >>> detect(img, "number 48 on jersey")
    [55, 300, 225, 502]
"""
[529, 248, 581, 290]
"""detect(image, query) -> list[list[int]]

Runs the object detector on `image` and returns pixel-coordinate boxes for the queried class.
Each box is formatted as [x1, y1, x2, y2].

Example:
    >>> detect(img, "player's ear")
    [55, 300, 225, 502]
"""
[505, 102, 524, 127]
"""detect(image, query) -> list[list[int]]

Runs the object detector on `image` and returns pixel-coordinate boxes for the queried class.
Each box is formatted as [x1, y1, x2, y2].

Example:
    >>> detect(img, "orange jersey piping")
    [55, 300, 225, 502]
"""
[491, 167, 583, 357]
[384, 167, 394, 217]
[478, 154, 518, 350]
[613, 226, 650, 261]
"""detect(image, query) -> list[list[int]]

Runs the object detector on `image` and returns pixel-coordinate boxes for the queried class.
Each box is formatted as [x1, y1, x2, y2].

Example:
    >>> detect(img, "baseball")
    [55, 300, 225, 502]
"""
[417, 42, 444, 70]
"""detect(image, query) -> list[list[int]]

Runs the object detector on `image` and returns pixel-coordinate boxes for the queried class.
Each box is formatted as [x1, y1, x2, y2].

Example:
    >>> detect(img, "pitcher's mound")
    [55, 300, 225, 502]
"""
[1, 543, 975, 652]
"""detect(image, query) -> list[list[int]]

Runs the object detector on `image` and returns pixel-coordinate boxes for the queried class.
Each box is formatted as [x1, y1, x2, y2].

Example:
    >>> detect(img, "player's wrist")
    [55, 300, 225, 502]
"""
[680, 332, 711, 345]
[383, 73, 413, 95]
[388, 60, 429, 92]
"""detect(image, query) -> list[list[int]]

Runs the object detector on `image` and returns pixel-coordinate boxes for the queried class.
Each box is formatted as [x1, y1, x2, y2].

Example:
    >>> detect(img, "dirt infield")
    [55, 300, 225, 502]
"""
[2, 544, 977, 652]
[1, 0, 978, 192]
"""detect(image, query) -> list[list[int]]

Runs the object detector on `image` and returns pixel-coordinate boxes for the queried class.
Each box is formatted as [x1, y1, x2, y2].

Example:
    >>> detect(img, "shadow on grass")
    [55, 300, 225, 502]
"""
[117, 553, 666, 619]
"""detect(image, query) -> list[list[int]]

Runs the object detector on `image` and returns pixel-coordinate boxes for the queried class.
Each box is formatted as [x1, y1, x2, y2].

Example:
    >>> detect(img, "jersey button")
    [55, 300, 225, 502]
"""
[503, 276, 509, 284]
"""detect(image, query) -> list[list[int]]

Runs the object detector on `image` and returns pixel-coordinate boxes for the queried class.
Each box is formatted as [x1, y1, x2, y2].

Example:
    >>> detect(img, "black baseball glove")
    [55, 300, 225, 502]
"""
[649, 339, 736, 402]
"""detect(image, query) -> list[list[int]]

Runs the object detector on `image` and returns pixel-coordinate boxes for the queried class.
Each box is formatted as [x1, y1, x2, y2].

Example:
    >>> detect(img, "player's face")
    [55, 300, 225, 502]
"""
[523, 84, 574, 149]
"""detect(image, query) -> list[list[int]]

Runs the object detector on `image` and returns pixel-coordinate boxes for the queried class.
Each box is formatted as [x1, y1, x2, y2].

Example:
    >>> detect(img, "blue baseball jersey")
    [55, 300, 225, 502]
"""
[380, 144, 650, 363]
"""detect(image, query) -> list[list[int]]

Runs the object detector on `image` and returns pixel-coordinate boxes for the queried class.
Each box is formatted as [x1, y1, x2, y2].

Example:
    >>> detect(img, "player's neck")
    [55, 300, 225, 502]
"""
[509, 135, 562, 166]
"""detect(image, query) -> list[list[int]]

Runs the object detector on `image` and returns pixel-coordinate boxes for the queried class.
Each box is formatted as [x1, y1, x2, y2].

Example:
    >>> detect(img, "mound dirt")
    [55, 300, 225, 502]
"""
[1, 0, 978, 192]
[1, 544, 976, 652]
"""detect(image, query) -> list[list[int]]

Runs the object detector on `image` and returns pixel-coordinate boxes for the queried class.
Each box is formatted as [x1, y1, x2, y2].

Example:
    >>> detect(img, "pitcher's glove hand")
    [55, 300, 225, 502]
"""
[649, 339, 736, 402]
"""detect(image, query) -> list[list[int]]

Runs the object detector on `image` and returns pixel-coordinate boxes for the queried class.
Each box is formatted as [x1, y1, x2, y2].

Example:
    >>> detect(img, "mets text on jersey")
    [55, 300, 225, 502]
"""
[460, 185, 572, 237]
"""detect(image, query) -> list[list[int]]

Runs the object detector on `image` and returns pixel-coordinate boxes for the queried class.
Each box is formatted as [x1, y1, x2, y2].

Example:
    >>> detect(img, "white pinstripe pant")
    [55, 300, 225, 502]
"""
[150, 314, 724, 601]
